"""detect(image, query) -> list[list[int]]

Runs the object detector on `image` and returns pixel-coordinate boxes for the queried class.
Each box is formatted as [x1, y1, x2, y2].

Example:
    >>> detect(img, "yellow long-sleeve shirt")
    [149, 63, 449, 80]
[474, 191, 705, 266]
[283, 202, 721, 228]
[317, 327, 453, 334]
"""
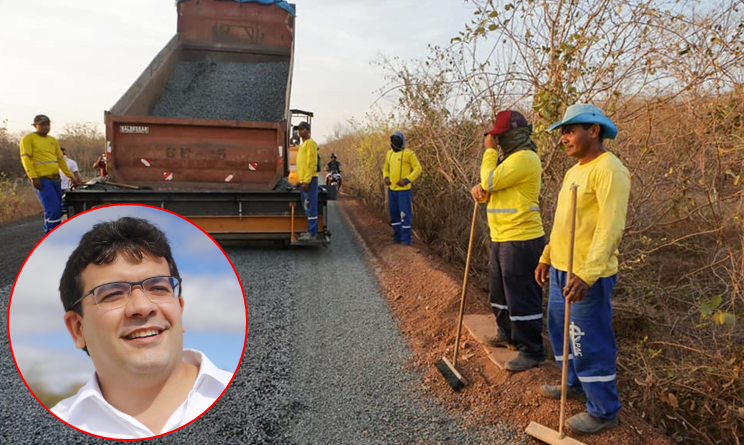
[383, 149, 422, 191]
[480, 149, 545, 242]
[296, 137, 319, 184]
[539, 151, 631, 286]
[20, 133, 74, 179]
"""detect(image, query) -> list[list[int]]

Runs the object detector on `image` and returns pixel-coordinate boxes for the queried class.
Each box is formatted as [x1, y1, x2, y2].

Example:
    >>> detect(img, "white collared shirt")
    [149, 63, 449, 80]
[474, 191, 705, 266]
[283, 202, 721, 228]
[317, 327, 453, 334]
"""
[50, 349, 233, 439]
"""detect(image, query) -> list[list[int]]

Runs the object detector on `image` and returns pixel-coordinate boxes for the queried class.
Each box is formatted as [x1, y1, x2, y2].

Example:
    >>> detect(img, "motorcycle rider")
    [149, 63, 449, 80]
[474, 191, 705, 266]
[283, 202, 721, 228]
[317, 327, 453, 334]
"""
[325, 153, 342, 191]
[326, 153, 341, 173]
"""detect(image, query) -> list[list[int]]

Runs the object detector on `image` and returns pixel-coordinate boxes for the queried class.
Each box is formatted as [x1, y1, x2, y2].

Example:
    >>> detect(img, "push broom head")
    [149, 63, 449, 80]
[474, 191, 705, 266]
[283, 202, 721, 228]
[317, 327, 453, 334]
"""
[525, 422, 586, 445]
[435, 357, 467, 391]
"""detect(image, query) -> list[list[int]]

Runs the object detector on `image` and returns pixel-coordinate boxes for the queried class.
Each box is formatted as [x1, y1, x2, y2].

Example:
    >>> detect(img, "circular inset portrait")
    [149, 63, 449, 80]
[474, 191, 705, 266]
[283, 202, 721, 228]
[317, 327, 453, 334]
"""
[7, 204, 247, 440]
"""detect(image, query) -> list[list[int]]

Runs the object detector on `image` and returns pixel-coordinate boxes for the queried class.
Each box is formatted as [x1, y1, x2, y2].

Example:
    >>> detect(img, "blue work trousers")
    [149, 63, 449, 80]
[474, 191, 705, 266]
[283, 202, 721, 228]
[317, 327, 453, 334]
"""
[301, 177, 319, 236]
[387, 189, 412, 245]
[489, 237, 546, 360]
[34, 178, 63, 235]
[548, 266, 621, 420]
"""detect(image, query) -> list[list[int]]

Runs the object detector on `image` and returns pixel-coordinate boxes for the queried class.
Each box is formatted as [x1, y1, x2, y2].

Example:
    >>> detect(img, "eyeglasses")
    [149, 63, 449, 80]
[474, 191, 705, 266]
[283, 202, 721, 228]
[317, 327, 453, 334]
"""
[73, 276, 182, 310]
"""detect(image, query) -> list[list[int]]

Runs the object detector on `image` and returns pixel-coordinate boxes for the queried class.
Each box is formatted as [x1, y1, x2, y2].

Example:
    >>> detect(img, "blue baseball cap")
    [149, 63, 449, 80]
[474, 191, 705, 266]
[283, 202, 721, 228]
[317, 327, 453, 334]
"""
[548, 104, 618, 139]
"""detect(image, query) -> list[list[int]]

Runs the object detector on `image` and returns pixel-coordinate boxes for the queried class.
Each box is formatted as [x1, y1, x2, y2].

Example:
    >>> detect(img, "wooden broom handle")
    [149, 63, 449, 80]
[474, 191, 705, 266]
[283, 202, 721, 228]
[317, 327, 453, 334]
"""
[559, 184, 579, 437]
[453, 200, 479, 367]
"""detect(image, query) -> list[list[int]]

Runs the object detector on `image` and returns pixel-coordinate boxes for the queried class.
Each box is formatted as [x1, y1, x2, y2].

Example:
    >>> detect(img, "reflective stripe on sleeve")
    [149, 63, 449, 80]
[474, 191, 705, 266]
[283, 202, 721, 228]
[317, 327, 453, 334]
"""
[487, 208, 517, 214]
[529, 206, 540, 211]
[490, 303, 508, 310]
[555, 354, 575, 361]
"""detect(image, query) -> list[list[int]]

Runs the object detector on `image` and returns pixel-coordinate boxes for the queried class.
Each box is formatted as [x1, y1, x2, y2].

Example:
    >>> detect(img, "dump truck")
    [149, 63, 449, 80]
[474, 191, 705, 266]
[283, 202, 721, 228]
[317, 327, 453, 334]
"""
[64, 0, 331, 245]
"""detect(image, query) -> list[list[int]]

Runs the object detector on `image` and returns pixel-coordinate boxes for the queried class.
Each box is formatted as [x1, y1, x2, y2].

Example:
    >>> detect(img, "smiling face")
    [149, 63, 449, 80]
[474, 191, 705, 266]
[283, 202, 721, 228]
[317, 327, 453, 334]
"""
[64, 252, 185, 379]
[560, 123, 601, 159]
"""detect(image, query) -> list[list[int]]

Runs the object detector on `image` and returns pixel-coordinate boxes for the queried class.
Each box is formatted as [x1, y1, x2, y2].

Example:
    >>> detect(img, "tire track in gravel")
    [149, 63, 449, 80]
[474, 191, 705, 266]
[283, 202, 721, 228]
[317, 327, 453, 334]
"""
[0, 203, 526, 444]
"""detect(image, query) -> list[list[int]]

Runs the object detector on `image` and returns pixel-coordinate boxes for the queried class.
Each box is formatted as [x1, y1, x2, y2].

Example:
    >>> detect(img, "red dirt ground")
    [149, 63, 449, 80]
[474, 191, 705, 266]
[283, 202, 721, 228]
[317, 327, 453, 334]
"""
[337, 197, 673, 445]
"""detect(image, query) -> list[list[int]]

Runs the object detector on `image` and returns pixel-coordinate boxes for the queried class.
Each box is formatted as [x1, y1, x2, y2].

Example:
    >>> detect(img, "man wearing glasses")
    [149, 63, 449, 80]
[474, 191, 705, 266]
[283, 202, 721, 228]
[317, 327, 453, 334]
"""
[52, 217, 232, 439]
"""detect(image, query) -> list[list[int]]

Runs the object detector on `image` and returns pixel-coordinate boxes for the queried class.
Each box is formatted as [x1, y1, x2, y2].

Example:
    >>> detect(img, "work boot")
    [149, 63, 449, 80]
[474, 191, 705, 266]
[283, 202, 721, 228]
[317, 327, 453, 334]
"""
[297, 232, 317, 242]
[484, 335, 517, 350]
[540, 385, 587, 402]
[565, 412, 618, 433]
[504, 354, 545, 372]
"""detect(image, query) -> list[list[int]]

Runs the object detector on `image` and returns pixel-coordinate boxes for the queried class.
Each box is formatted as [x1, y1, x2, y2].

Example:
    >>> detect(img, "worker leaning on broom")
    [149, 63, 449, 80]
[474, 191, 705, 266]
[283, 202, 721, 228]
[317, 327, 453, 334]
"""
[470, 110, 547, 373]
[534, 104, 631, 434]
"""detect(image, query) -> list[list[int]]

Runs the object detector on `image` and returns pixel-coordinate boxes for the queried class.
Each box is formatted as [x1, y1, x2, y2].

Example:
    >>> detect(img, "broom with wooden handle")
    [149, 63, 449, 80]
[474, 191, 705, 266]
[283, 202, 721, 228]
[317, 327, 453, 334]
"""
[435, 199, 479, 391]
[525, 183, 586, 445]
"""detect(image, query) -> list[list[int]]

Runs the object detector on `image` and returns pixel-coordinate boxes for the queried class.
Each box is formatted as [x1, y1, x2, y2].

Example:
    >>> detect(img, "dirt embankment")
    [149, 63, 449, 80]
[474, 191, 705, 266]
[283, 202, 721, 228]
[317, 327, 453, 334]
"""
[338, 197, 673, 445]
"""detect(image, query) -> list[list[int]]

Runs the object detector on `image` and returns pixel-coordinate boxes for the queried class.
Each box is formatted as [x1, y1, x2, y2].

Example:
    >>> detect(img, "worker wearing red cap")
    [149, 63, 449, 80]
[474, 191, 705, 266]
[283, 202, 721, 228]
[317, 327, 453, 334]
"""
[470, 110, 546, 372]
[20, 114, 79, 234]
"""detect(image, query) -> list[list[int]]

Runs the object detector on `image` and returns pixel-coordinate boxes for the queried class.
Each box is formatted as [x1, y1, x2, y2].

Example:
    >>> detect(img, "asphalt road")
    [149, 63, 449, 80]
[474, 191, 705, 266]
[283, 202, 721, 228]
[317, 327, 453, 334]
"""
[0, 203, 526, 444]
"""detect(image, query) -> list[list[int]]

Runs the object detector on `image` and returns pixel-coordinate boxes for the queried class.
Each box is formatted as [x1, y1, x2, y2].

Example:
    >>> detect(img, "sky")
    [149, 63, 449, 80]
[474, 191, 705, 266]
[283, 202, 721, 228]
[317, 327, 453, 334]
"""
[0, 0, 477, 144]
[7, 205, 247, 394]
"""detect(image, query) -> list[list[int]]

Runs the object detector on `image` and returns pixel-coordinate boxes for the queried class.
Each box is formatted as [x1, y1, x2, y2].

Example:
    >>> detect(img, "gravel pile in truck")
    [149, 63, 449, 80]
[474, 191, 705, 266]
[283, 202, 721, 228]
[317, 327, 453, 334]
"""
[151, 60, 290, 122]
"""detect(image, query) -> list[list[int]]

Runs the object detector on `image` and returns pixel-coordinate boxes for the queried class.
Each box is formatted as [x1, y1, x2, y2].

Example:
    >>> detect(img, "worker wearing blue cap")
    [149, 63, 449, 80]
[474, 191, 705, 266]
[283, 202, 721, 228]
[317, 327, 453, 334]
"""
[534, 104, 631, 433]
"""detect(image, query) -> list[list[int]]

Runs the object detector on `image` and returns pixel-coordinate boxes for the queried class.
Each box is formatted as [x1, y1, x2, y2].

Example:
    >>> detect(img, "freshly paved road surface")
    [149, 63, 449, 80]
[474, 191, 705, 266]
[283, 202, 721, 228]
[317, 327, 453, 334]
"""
[0, 203, 527, 444]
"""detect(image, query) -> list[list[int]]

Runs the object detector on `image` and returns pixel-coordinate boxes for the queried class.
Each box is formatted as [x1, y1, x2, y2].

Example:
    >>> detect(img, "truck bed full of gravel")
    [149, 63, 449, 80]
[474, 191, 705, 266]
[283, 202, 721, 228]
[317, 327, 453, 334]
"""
[151, 60, 290, 122]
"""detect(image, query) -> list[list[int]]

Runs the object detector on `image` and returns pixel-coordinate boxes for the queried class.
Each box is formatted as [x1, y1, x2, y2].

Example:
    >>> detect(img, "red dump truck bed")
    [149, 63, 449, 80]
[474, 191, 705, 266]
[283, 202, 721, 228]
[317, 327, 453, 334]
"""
[105, 0, 295, 190]
[66, 0, 331, 244]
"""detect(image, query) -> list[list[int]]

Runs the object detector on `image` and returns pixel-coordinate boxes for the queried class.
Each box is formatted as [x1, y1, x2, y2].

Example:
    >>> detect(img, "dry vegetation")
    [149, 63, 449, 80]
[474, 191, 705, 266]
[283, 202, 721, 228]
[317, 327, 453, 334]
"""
[0, 120, 105, 224]
[324, 1, 744, 443]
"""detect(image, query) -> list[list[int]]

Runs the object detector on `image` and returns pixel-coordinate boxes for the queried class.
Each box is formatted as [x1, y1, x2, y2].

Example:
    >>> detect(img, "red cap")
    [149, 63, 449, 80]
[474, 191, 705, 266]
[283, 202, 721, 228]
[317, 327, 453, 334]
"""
[485, 110, 529, 136]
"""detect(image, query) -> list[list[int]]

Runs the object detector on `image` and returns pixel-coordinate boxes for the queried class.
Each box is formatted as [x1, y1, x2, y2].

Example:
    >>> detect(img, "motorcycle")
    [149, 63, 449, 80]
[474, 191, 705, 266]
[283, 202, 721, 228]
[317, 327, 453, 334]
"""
[325, 170, 342, 192]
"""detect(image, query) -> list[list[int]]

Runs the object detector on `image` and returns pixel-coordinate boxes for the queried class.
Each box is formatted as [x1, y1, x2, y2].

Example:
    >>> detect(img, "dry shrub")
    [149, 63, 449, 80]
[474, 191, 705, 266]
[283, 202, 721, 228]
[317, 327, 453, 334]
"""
[0, 120, 103, 225]
[0, 174, 40, 225]
[326, 0, 743, 441]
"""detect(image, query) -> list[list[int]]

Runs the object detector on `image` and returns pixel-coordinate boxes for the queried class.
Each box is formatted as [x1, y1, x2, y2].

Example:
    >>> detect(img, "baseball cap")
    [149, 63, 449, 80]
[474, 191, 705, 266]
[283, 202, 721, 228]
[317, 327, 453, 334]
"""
[484, 110, 529, 136]
[295, 121, 311, 130]
[33, 114, 51, 125]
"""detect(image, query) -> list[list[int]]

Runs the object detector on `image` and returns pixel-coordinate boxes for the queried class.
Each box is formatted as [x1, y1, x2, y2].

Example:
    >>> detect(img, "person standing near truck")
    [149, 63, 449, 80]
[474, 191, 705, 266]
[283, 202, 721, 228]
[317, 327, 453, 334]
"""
[92, 153, 108, 179]
[383, 131, 422, 246]
[20, 114, 79, 234]
[60, 147, 83, 193]
[470, 110, 546, 372]
[295, 121, 319, 241]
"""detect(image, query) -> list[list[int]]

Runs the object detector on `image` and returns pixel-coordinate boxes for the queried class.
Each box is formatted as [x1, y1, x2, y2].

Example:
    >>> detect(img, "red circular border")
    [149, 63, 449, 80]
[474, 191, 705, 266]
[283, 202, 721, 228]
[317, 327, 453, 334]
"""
[6, 203, 249, 441]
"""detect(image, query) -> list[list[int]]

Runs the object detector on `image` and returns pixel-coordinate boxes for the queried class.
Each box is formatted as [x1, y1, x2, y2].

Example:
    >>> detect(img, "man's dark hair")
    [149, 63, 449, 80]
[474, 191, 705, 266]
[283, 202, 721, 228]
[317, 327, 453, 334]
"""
[59, 216, 180, 316]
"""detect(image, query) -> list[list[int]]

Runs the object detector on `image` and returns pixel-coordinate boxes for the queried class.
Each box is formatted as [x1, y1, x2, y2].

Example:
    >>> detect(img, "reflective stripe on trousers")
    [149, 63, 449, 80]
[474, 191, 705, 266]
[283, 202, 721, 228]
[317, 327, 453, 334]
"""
[547, 266, 621, 420]
[34, 177, 63, 235]
[300, 177, 319, 236]
[387, 189, 412, 245]
[488, 237, 546, 360]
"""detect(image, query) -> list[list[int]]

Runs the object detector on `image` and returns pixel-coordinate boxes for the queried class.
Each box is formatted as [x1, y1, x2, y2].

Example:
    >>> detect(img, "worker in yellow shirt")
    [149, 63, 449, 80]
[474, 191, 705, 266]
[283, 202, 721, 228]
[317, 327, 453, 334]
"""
[535, 104, 631, 434]
[20, 114, 79, 234]
[383, 132, 422, 245]
[294, 121, 320, 241]
[470, 110, 546, 372]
